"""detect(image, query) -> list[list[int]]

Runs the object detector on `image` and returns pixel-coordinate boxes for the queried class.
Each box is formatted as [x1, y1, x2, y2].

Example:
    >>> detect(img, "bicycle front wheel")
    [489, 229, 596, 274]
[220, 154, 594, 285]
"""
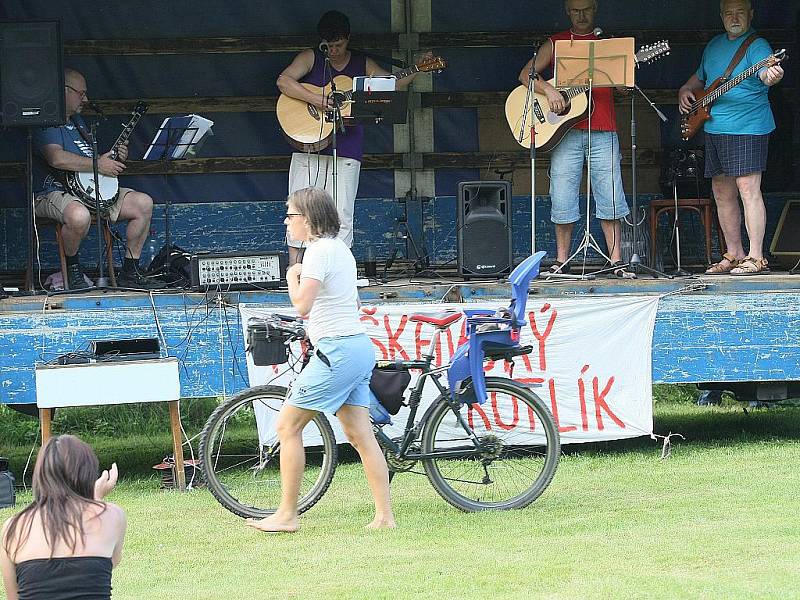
[199, 385, 338, 519]
[421, 377, 560, 511]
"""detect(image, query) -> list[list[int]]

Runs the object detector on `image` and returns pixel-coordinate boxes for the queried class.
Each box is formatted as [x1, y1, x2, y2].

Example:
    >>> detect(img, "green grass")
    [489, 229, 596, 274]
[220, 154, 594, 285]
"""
[2, 399, 800, 599]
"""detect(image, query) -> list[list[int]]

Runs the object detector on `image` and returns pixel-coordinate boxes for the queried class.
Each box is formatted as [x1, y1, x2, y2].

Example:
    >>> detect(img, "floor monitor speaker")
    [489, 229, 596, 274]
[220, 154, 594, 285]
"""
[457, 181, 512, 277]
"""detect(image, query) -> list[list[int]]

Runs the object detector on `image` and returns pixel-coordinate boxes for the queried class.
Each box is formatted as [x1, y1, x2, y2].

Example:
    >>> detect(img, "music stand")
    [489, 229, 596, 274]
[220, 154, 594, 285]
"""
[143, 115, 213, 255]
[350, 91, 409, 124]
[552, 38, 635, 278]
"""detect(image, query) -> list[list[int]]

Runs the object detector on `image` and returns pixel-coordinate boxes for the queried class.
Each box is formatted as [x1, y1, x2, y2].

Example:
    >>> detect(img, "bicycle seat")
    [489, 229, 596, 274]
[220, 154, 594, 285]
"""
[409, 311, 462, 328]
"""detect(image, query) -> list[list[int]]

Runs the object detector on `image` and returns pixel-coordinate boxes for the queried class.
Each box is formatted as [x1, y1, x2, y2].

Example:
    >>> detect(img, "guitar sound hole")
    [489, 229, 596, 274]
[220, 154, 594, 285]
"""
[307, 105, 320, 121]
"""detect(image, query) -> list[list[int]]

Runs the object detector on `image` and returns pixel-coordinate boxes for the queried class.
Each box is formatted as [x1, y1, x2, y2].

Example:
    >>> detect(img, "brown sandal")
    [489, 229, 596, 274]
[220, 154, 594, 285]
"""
[705, 252, 740, 275]
[730, 256, 769, 276]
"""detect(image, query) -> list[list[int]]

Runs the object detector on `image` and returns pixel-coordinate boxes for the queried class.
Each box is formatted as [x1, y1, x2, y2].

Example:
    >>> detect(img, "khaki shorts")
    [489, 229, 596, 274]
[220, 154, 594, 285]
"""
[34, 187, 133, 223]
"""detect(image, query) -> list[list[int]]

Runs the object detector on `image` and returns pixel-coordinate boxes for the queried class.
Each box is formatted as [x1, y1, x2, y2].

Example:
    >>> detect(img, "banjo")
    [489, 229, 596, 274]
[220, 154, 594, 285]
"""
[65, 101, 149, 214]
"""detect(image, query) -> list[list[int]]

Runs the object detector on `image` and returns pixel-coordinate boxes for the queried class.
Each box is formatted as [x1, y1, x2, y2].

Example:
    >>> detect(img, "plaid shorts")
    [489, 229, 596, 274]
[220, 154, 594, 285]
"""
[704, 133, 769, 178]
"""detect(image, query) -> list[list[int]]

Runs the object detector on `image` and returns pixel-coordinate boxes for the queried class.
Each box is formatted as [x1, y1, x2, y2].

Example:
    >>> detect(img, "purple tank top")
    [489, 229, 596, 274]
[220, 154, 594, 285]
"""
[301, 49, 366, 161]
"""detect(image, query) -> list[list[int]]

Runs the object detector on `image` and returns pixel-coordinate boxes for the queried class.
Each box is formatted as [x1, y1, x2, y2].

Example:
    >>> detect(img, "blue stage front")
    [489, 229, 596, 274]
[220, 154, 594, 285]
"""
[2, 275, 799, 406]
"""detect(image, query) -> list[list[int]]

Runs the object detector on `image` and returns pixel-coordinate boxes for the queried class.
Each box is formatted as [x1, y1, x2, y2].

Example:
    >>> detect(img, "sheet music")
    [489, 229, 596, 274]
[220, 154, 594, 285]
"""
[352, 76, 396, 92]
[143, 114, 214, 160]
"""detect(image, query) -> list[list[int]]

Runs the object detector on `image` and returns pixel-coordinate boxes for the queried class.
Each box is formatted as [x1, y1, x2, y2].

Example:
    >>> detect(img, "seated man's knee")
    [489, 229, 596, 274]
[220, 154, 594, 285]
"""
[62, 202, 91, 232]
[129, 191, 153, 218]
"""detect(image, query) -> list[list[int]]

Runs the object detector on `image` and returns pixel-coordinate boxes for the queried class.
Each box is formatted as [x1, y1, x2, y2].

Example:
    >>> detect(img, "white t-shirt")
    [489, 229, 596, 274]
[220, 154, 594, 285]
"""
[301, 237, 364, 344]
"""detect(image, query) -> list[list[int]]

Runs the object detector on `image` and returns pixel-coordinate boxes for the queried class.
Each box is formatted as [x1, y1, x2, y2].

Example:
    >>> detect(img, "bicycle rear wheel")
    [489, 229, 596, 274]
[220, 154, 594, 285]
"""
[421, 377, 560, 511]
[199, 385, 337, 519]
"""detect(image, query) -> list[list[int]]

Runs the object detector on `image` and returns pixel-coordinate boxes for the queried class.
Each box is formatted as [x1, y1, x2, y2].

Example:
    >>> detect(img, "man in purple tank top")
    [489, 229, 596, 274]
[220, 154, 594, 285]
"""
[277, 11, 422, 265]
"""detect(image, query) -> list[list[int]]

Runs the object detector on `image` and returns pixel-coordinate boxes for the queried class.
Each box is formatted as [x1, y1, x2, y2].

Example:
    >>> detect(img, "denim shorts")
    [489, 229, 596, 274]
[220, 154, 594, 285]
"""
[549, 129, 629, 223]
[286, 333, 375, 414]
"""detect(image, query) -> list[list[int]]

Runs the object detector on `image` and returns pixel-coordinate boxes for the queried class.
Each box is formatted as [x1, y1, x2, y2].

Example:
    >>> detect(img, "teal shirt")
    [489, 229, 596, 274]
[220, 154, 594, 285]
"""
[695, 29, 775, 135]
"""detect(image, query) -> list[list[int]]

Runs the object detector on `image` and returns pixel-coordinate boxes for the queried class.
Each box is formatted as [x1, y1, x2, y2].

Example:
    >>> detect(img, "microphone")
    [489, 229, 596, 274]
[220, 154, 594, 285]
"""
[85, 101, 106, 119]
[593, 28, 603, 37]
[318, 41, 329, 55]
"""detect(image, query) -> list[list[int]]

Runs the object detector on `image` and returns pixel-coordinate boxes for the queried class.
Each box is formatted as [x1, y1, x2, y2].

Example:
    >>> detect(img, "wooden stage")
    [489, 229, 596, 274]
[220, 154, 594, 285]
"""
[1, 270, 799, 407]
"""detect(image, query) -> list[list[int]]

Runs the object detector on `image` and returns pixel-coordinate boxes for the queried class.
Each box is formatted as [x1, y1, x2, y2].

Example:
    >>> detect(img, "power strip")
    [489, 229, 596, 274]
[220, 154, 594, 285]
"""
[189, 251, 287, 290]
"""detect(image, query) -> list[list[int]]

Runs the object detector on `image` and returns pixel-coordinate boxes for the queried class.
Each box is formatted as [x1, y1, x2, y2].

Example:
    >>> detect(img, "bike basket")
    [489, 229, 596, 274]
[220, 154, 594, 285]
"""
[246, 321, 289, 366]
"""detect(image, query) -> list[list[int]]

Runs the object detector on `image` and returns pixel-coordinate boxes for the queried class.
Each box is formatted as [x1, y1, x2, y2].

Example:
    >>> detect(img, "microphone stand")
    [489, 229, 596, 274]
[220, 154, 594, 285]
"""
[624, 84, 671, 278]
[519, 45, 540, 255]
[322, 46, 343, 212]
[89, 120, 110, 288]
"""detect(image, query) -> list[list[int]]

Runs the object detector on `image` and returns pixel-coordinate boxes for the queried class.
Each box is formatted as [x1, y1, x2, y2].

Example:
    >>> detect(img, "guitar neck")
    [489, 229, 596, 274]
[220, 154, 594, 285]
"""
[704, 56, 775, 105]
[564, 86, 590, 99]
[110, 111, 144, 158]
[393, 65, 420, 80]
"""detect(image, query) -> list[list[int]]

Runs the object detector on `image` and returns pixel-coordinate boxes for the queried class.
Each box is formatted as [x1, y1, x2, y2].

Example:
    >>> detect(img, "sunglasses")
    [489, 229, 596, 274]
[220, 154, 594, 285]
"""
[285, 213, 303, 219]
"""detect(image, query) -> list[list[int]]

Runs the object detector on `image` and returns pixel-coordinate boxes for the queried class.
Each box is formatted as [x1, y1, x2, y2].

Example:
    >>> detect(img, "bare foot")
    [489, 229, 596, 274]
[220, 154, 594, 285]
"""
[246, 515, 299, 533]
[365, 517, 396, 530]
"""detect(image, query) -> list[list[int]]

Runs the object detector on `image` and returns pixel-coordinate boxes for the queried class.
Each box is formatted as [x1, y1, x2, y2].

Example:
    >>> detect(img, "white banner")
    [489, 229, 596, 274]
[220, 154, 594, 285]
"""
[240, 294, 659, 445]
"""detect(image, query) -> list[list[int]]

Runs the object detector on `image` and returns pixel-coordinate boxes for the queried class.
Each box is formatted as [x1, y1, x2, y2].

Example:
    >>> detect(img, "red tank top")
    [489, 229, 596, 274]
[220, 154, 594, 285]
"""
[548, 30, 616, 131]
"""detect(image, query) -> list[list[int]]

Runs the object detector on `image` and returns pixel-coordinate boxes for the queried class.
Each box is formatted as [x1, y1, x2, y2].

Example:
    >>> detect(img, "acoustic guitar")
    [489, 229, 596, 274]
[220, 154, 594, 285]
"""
[505, 41, 670, 152]
[276, 55, 446, 153]
[680, 48, 786, 141]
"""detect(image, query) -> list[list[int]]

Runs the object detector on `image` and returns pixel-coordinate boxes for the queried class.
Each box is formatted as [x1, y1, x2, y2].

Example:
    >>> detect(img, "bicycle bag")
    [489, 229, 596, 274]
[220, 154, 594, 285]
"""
[0, 459, 15, 509]
[369, 367, 410, 415]
[246, 320, 289, 366]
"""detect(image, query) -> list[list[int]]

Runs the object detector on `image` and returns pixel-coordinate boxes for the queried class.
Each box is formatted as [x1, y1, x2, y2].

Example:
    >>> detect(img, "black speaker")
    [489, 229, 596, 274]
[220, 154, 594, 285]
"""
[0, 21, 65, 127]
[770, 200, 800, 269]
[457, 181, 512, 277]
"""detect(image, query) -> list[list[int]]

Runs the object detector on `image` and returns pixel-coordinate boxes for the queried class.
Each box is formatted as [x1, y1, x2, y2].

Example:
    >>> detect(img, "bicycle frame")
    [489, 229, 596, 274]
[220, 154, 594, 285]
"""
[371, 328, 493, 463]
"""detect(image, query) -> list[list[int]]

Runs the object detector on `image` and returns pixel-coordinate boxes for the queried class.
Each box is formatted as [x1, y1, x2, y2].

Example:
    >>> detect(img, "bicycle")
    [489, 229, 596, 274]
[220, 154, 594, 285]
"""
[199, 251, 559, 516]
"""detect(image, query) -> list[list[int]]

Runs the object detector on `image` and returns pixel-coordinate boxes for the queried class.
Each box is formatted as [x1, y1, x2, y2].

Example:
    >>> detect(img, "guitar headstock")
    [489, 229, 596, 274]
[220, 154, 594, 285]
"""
[132, 101, 149, 116]
[416, 55, 447, 73]
[768, 49, 787, 66]
[635, 40, 670, 65]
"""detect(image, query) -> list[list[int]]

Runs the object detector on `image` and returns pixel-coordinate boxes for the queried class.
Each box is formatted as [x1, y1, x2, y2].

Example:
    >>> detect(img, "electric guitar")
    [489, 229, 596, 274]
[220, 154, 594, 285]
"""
[65, 101, 149, 215]
[680, 48, 786, 141]
[276, 55, 446, 153]
[505, 41, 670, 152]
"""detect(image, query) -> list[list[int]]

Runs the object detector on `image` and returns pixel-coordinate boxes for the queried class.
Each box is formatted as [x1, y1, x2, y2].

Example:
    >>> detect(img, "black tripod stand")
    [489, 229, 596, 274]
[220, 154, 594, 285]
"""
[381, 195, 436, 281]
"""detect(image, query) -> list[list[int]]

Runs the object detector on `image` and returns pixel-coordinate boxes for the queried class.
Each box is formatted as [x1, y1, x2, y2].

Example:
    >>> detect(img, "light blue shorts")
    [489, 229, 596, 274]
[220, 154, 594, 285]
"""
[549, 129, 629, 224]
[287, 333, 375, 414]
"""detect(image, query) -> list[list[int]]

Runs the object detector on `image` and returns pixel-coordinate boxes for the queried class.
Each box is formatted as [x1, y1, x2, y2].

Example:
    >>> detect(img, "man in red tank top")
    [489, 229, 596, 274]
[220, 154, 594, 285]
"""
[518, 0, 632, 277]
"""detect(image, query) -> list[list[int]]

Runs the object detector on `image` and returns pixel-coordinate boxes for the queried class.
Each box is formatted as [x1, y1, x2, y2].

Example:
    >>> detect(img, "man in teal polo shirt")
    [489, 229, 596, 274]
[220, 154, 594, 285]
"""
[678, 0, 783, 275]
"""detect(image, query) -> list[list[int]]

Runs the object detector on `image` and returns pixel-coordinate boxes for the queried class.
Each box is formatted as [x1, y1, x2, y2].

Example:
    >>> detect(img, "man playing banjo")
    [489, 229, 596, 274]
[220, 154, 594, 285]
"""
[33, 68, 163, 290]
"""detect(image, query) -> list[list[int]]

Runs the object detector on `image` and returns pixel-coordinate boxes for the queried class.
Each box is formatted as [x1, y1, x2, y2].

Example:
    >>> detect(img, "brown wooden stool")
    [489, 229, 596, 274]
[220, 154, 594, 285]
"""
[648, 198, 725, 267]
[27, 218, 117, 290]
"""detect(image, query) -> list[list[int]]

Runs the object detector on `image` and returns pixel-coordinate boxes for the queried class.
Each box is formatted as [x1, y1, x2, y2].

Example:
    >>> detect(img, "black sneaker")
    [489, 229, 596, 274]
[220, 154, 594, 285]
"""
[117, 268, 168, 290]
[66, 263, 93, 290]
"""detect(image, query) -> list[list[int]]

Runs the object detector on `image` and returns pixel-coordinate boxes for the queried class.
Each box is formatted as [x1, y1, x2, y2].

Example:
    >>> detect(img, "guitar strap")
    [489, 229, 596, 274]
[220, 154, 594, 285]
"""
[721, 32, 761, 81]
[69, 116, 95, 156]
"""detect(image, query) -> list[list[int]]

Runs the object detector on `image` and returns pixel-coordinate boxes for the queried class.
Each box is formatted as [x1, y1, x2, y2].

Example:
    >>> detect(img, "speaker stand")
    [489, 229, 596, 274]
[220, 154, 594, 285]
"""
[25, 129, 37, 292]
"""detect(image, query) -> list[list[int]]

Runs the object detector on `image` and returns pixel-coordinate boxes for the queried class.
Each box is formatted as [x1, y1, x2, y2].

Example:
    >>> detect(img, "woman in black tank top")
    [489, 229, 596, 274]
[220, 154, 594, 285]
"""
[1, 435, 127, 600]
